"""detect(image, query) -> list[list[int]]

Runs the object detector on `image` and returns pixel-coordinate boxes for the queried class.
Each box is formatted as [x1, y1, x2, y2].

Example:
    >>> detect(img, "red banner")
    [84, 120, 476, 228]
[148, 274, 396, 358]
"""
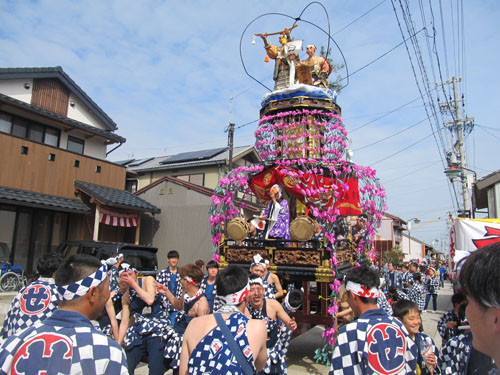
[249, 167, 362, 215]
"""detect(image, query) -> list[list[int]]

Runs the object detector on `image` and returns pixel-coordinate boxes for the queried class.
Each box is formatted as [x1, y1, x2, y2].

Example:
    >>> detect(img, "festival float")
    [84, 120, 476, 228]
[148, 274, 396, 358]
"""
[208, 5, 387, 362]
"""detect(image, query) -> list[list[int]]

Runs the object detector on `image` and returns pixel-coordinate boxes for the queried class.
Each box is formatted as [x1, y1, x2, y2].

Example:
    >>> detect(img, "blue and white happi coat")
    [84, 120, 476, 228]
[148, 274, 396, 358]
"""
[437, 309, 460, 343]
[377, 291, 393, 316]
[0, 309, 128, 375]
[330, 308, 418, 375]
[414, 332, 439, 375]
[1, 277, 60, 339]
[249, 300, 285, 374]
[124, 287, 174, 350]
[424, 275, 439, 295]
[188, 313, 255, 375]
[408, 282, 426, 311]
[439, 332, 472, 375]
[156, 267, 183, 312]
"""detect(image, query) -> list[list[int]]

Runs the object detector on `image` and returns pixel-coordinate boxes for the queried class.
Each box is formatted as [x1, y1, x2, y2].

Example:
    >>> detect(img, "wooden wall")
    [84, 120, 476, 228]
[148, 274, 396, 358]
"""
[0, 132, 126, 198]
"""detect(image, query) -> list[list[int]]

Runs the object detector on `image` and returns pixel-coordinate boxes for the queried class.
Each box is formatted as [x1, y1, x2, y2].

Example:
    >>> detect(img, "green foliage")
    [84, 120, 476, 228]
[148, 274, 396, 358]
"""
[313, 340, 333, 367]
[319, 46, 345, 93]
[383, 246, 404, 266]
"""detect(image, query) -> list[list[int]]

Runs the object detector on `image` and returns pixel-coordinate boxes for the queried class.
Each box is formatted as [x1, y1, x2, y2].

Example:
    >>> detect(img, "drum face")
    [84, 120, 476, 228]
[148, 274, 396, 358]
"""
[227, 218, 250, 241]
[290, 216, 315, 241]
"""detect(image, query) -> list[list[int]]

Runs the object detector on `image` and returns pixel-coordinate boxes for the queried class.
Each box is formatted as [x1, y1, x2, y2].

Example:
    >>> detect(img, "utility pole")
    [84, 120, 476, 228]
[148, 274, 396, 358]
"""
[439, 76, 475, 217]
[226, 97, 235, 172]
[227, 122, 235, 171]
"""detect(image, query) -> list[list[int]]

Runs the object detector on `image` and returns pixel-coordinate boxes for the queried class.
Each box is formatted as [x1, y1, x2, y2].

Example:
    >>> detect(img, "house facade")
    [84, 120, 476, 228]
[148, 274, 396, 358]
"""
[373, 213, 406, 262]
[474, 169, 500, 218]
[121, 146, 261, 194]
[136, 176, 260, 269]
[0, 67, 158, 274]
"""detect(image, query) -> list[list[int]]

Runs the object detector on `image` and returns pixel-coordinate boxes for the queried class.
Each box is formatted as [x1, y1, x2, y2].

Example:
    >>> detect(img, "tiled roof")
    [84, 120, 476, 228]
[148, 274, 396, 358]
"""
[74, 180, 160, 214]
[0, 66, 118, 131]
[125, 146, 258, 173]
[0, 185, 90, 213]
[0, 93, 125, 143]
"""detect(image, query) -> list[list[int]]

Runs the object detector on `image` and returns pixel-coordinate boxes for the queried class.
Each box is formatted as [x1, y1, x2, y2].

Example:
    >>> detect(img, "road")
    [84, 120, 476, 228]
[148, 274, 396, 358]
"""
[0, 281, 454, 374]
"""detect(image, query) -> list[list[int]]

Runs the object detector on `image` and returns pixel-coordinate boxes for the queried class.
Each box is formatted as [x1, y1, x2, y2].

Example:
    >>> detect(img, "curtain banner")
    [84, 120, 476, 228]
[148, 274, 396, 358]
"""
[249, 167, 362, 215]
[99, 207, 139, 227]
[453, 218, 500, 253]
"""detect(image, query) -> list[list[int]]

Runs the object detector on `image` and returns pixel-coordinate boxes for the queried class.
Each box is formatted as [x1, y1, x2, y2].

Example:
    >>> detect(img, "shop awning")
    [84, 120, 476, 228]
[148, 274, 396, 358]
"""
[74, 180, 160, 214]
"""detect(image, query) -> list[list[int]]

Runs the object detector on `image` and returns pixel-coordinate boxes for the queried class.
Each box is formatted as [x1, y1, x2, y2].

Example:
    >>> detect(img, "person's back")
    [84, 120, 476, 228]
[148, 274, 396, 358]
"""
[330, 265, 417, 375]
[1, 252, 64, 339]
[184, 312, 266, 374]
[179, 265, 267, 374]
[0, 309, 126, 374]
[0, 254, 127, 375]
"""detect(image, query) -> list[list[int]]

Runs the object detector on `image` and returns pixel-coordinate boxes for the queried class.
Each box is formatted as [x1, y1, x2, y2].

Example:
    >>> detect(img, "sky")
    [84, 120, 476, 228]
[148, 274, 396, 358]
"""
[1, 0, 499, 252]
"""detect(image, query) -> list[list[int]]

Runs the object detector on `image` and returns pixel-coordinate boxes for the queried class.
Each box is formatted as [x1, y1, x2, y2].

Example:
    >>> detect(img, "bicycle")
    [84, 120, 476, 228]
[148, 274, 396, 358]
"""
[0, 261, 27, 292]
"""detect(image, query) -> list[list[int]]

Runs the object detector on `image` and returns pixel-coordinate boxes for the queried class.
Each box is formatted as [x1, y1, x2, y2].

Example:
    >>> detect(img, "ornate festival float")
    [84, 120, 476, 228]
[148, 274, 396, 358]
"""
[208, 4, 387, 361]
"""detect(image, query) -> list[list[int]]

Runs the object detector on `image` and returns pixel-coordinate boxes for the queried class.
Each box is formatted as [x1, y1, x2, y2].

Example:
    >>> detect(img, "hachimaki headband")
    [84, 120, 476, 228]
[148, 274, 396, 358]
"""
[57, 261, 108, 301]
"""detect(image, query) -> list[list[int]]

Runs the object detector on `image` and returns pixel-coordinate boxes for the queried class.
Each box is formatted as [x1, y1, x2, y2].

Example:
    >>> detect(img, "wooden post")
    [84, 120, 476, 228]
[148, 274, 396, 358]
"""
[135, 214, 141, 245]
[93, 204, 101, 241]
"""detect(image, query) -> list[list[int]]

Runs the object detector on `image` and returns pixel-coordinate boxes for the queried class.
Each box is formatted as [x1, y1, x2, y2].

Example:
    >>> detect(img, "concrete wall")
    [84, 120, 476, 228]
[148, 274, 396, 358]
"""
[0, 79, 33, 104]
[137, 179, 213, 270]
[401, 233, 425, 262]
[67, 93, 107, 130]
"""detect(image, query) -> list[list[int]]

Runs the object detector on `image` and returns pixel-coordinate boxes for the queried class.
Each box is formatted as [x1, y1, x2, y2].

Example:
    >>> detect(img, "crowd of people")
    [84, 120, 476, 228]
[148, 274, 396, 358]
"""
[330, 249, 500, 374]
[0, 243, 499, 374]
[0, 251, 301, 374]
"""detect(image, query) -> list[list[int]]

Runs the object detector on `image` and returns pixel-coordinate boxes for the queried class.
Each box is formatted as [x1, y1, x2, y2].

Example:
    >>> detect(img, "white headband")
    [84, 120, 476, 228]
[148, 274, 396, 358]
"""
[284, 291, 302, 313]
[249, 277, 264, 287]
[346, 281, 380, 299]
[57, 261, 107, 301]
[220, 282, 250, 305]
[118, 263, 136, 277]
[251, 254, 266, 268]
[105, 253, 124, 266]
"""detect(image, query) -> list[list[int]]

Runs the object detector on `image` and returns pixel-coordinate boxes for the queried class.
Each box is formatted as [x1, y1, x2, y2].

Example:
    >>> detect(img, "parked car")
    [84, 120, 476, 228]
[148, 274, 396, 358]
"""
[56, 241, 158, 277]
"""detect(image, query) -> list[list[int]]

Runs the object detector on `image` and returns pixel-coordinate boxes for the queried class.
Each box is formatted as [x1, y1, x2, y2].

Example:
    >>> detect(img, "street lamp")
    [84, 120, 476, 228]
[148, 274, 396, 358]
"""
[406, 218, 420, 260]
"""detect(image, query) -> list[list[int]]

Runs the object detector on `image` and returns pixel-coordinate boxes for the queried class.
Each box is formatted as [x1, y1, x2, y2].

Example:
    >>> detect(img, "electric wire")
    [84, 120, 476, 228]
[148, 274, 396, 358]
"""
[349, 95, 424, 133]
[337, 26, 426, 84]
[382, 160, 439, 184]
[353, 117, 428, 151]
[391, 0, 458, 213]
[371, 130, 435, 166]
[333, 0, 386, 35]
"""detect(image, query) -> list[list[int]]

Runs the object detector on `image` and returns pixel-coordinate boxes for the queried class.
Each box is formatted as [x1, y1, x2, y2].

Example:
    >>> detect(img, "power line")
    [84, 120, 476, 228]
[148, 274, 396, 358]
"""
[371, 131, 435, 166]
[383, 160, 439, 183]
[476, 125, 500, 143]
[354, 117, 428, 151]
[338, 25, 426, 84]
[333, 0, 386, 35]
[349, 95, 424, 133]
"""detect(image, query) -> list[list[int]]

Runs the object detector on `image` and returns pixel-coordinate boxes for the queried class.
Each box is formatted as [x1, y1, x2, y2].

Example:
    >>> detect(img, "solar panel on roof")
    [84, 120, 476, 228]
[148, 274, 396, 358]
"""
[113, 159, 135, 166]
[159, 147, 227, 164]
[128, 157, 154, 167]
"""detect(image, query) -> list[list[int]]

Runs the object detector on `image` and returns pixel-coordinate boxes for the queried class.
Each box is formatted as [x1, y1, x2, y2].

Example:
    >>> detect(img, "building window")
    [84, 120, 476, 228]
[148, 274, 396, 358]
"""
[0, 113, 12, 134]
[44, 127, 60, 147]
[28, 123, 44, 143]
[48, 153, 56, 161]
[74, 159, 80, 168]
[67, 136, 84, 154]
[1, 111, 60, 147]
[126, 179, 138, 193]
[20, 146, 28, 155]
[12, 118, 29, 138]
[96, 165, 101, 173]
